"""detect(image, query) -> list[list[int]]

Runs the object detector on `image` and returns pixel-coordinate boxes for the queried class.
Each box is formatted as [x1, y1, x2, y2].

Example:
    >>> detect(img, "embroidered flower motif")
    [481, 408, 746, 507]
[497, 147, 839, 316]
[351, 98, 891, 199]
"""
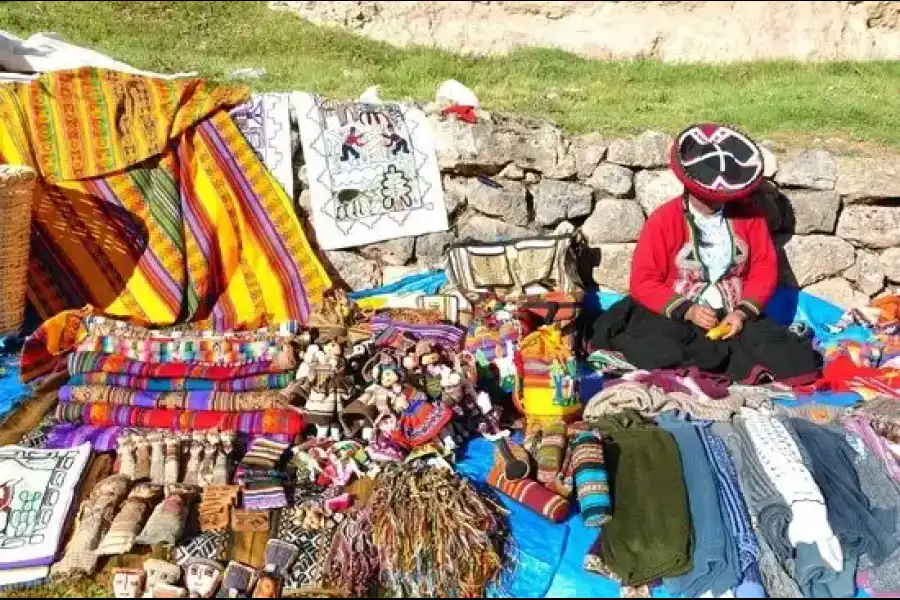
[379, 165, 413, 211]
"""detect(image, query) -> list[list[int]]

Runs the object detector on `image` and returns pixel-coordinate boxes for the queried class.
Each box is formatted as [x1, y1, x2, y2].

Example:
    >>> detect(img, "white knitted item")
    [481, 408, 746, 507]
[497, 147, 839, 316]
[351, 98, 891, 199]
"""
[740, 408, 844, 571]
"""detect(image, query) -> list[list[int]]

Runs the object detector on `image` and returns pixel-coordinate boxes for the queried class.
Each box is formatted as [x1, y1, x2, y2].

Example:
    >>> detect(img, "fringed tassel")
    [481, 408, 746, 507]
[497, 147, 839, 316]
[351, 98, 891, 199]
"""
[324, 508, 379, 598]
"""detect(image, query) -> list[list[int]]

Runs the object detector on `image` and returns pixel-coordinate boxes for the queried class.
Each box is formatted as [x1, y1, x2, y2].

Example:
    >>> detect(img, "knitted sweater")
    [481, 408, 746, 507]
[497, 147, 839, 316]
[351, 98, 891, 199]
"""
[630, 197, 777, 319]
[738, 408, 843, 571]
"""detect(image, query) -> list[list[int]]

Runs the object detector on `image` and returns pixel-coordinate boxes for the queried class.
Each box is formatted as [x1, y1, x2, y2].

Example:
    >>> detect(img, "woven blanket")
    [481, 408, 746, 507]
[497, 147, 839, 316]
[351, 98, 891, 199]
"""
[60, 385, 286, 411]
[369, 314, 466, 349]
[67, 372, 294, 392]
[4, 68, 330, 382]
[231, 93, 294, 198]
[67, 351, 295, 378]
[293, 92, 448, 250]
[74, 336, 294, 365]
[55, 404, 304, 434]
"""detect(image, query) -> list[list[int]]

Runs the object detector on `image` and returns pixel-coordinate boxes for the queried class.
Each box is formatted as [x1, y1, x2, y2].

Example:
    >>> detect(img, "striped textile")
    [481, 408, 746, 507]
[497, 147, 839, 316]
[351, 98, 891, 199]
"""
[55, 403, 304, 435]
[4, 68, 330, 383]
[67, 352, 294, 378]
[67, 372, 294, 392]
[696, 424, 761, 578]
[536, 422, 567, 485]
[487, 458, 570, 523]
[571, 430, 612, 527]
[60, 385, 286, 411]
[74, 336, 294, 365]
[241, 438, 290, 469]
[369, 315, 466, 350]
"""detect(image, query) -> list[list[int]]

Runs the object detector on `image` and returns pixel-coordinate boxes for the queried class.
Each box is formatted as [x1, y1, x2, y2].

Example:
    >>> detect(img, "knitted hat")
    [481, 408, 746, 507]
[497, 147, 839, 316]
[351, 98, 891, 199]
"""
[670, 124, 764, 203]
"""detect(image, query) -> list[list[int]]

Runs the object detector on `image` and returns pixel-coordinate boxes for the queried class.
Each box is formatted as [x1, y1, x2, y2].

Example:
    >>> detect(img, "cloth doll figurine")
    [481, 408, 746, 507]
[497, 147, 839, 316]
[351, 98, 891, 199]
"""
[134, 433, 152, 481]
[51, 474, 131, 579]
[213, 432, 233, 485]
[112, 568, 145, 598]
[198, 432, 219, 488]
[184, 558, 224, 598]
[216, 562, 255, 598]
[149, 431, 166, 485]
[183, 433, 204, 486]
[140, 559, 181, 599]
[164, 434, 181, 485]
[95, 482, 164, 555]
[291, 330, 350, 440]
[392, 387, 457, 451]
[118, 434, 137, 479]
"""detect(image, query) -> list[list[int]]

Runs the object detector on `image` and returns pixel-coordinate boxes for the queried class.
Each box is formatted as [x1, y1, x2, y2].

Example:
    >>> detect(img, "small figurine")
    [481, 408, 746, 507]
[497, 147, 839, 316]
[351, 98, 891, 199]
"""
[149, 431, 166, 485]
[184, 558, 224, 599]
[112, 568, 145, 598]
[117, 433, 137, 479]
[140, 560, 181, 599]
[392, 387, 457, 452]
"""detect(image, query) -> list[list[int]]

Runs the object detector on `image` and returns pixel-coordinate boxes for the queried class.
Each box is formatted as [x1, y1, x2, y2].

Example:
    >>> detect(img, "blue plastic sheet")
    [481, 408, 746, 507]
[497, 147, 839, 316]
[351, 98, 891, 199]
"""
[346, 270, 447, 299]
[0, 351, 28, 421]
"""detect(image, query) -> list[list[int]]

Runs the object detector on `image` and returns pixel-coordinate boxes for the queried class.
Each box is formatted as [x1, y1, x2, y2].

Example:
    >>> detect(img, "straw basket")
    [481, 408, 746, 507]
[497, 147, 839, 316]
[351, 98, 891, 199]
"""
[0, 165, 36, 337]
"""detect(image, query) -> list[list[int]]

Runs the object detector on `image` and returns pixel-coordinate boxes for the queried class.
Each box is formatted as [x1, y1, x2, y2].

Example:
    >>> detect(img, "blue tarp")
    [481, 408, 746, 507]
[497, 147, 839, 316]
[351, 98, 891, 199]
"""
[0, 275, 873, 597]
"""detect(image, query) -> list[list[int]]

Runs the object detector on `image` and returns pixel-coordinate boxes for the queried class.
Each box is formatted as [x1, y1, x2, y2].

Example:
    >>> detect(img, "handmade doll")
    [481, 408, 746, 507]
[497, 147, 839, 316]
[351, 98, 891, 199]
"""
[184, 558, 224, 598]
[149, 431, 166, 485]
[112, 568, 145, 598]
[136, 485, 199, 546]
[140, 560, 182, 599]
[96, 482, 164, 555]
[198, 432, 220, 488]
[183, 433, 204, 486]
[341, 362, 403, 441]
[291, 331, 350, 440]
[51, 474, 131, 578]
[216, 562, 256, 598]
[213, 432, 234, 485]
[392, 387, 457, 452]
[164, 434, 182, 485]
[251, 539, 299, 598]
[134, 433, 152, 480]
[118, 434, 137, 479]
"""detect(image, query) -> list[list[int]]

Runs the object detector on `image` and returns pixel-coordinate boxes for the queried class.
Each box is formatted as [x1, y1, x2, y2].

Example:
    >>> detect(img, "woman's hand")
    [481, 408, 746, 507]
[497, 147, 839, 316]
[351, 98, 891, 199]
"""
[685, 305, 718, 330]
[720, 311, 747, 340]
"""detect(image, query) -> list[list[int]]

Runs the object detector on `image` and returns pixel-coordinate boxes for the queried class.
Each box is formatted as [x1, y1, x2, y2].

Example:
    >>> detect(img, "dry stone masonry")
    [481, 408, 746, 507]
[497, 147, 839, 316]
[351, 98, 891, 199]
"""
[291, 111, 900, 309]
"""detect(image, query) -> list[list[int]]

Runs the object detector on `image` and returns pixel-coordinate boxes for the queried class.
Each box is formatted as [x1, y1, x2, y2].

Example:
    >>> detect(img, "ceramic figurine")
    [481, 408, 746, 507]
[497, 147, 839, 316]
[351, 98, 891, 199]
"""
[184, 558, 223, 598]
[112, 568, 145, 598]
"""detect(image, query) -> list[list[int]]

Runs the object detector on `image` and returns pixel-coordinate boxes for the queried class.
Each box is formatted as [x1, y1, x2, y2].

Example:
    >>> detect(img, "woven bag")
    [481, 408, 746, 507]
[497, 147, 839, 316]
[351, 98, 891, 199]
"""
[0, 165, 35, 337]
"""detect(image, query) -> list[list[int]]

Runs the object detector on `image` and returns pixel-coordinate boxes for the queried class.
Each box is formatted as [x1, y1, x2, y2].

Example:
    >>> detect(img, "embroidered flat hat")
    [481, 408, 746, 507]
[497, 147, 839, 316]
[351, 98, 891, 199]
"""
[670, 124, 765, 203]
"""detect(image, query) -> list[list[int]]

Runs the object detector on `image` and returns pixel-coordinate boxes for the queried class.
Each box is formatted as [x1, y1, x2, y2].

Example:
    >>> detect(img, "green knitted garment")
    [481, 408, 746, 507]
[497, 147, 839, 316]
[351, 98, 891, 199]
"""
[587, 410, 692, 586]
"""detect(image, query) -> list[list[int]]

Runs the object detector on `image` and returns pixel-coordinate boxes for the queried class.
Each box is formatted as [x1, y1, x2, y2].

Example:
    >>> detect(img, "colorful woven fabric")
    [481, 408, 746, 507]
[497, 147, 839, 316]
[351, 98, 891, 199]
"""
[369, 315, 466, 350]
[60, 385, 286, 411]
[67, 372, 294, 392]
[393, 391, 453, 449]
[487, 457, 569, 523]
[44, 423, 126, 451]
[74, 336, 295, 365]
[6, 68, 330, 383]
[571, 430, 611, 527]
[55, 403, 304, 435]
[67, 351, 294, 378]
[536, 422, 568, 485]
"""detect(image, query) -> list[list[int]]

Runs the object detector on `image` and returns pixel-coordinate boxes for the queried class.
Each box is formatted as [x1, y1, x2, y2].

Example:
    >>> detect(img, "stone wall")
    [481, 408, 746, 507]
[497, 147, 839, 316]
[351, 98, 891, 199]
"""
[292, 112, 900, 309]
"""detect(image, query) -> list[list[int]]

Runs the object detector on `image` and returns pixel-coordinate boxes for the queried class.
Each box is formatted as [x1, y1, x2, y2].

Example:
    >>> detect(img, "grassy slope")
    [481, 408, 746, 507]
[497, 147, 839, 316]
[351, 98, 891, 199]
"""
[2, 1, 900, 149]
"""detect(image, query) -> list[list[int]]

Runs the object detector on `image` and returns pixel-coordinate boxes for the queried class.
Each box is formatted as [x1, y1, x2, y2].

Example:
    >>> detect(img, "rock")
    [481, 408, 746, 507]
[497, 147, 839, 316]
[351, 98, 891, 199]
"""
[803, 278, 869, 310]
[324, 250, 381, 291]
[751, 181, 783, 231]
[457, 211, 534, 241]
[416, 231, 456, 268]
[533, 179, 594, 226]
[781, 189, 841, 234]
[761, 146, 778, 179]
[571, 133, 608, 180]
[634, 169, 684, 216]
[592, 243, 636, 293]
[880, 248, 900, 284]
[296, 164, 309, 188]
[442, 175, 468, 216]
[775, 149, 837, 190]
[554, 220, 576, 235]
[543, 147, 577, 180]
[843, 250, 885, 296]
[383, 265, 423, 285]
[836, 205, 900, 249]
[499, 163, 526, 180]
[778, 234, 855, 287]
[836, 158, 900, 203]
[431, 113, 569, 175]
[359, 236, 416, 266]
[581, 199, 645, 245]
[525, 171, 540, 184]
[466, 178, 529, 225]
[229, 67, 266, 80]
[586, 164, 634, 198]
[606, 131, 672, 169]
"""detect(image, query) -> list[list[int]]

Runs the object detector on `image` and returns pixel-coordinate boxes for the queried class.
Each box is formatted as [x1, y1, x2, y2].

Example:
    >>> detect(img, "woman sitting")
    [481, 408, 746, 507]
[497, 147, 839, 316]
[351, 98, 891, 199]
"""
[590, 124, 821, 385]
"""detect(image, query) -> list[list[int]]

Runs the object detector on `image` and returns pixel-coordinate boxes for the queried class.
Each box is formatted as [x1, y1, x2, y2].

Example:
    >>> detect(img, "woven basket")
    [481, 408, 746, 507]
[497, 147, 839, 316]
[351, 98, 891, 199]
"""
[0, 165, 36, 337]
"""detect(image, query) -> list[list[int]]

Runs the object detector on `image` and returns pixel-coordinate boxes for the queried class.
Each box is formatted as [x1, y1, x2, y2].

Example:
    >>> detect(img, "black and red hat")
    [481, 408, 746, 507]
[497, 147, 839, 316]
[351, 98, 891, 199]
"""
[670, 124, 765, 203]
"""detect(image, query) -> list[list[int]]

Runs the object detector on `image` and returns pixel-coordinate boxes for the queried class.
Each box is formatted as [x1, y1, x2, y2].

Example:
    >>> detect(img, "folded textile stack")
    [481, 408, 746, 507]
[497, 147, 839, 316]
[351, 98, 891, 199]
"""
[51, 316, 308, 440]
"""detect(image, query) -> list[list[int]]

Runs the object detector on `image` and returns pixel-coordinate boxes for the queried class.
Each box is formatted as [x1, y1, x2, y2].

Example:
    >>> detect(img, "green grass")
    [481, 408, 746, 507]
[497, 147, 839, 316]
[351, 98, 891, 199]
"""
[3, 1, 900, 149]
